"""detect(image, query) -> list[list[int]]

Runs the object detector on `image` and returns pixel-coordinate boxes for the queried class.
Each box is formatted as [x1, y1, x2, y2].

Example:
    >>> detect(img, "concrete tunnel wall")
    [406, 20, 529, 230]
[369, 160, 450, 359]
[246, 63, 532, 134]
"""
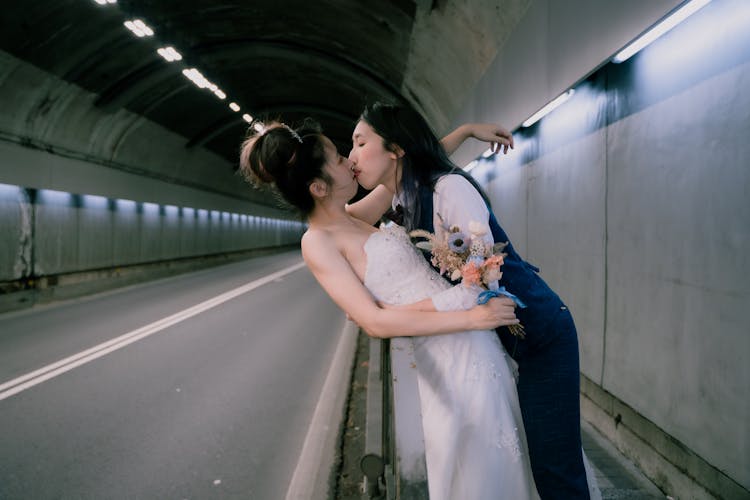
[449, 1, 750, 497]
[0, 49, 304, 299]
[0, 183, 303, 282]
[0, 0, 748, 497]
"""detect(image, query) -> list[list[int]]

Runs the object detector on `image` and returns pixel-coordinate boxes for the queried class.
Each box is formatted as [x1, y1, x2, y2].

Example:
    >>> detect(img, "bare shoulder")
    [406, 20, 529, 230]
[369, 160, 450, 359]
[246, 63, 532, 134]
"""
[301, 227, 346, 270]
[301, 227, 333, 256]
[301, 227, 329, 246]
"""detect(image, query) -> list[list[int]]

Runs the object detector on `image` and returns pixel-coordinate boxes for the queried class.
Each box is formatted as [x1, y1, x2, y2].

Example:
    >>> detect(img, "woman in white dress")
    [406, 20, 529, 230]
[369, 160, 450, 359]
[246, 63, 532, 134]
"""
[239, 120, 540, 499]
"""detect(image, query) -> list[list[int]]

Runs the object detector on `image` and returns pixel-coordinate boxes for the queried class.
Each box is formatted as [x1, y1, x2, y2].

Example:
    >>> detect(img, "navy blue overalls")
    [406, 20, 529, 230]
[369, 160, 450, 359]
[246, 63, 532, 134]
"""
[416, 183, 590, 499]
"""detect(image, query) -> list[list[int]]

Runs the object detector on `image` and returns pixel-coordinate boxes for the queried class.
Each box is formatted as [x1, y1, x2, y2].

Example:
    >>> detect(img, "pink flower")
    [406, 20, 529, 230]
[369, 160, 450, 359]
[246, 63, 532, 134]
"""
[461, 261, 482, 287]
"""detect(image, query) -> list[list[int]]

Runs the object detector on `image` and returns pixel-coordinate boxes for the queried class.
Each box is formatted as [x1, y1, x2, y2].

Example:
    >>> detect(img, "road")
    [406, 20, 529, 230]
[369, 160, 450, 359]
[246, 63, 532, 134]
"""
[0, 250, 347, 499]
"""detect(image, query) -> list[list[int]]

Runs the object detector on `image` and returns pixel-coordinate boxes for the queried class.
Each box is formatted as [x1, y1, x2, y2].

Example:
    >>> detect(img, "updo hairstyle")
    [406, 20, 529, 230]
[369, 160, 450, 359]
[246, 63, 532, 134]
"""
[239, 119, 331, 216]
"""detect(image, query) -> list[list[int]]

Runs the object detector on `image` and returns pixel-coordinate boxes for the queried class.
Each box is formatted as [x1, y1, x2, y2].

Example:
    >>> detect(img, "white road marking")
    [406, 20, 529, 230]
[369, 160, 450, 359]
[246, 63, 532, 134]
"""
[0, 261, 307, 402]
[285, 319, 359, 500]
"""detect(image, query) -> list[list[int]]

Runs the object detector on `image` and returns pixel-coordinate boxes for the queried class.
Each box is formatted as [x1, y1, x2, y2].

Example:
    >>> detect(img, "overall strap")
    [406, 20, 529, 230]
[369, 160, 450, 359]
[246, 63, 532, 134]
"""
[416, 183, 435, 233]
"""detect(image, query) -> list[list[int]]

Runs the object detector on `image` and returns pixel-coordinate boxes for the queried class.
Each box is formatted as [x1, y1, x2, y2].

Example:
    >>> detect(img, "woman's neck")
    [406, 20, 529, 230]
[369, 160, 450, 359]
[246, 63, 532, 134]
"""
[307, 200, 355, 229]
[385, 162, 403, 194]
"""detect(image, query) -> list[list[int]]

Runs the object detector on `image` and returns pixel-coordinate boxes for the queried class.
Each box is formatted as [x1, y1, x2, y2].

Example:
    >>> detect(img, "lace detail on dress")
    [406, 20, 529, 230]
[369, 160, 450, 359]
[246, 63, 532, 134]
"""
[362, 224, 540, 500]
[495, 426, 523, 463]
[364, 225, 450, 306]
[468, 358, 505, 381]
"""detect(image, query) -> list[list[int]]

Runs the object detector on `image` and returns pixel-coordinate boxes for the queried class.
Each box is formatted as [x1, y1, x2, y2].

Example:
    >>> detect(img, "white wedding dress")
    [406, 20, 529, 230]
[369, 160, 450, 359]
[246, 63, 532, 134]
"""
[364, 225, 541, 500]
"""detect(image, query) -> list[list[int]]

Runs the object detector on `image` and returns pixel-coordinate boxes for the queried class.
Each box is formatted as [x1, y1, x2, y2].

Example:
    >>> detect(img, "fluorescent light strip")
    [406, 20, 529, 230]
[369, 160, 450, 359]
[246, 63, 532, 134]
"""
[182, 68, 210, 88]
[157, 47, 182, 62]
[229, 102, 240, 112]
[133, 20, 153, 36]
[124, 19, 154, 37]
[242, 114, 253, 123]
[101, 3, 242, 115]
[522, 89, 575, 128]
[613, 0, 712, 63]
[181, 68, 230, 101]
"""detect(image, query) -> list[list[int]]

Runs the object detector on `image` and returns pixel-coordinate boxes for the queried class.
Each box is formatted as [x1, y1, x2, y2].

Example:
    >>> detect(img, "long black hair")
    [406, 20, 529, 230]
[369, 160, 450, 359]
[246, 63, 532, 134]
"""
[359, 102, 491, 230]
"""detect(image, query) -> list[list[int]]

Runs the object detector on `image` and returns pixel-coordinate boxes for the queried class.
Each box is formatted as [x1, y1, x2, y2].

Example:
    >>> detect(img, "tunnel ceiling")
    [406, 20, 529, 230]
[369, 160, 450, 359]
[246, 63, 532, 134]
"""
[0, 0, 528, 165]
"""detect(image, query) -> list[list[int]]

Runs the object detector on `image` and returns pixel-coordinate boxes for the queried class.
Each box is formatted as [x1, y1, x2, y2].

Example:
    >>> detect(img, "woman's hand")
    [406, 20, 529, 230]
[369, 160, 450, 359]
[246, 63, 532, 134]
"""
[441, 123, 514, 156]
[467, 123, 514, 154]
[470, 296, 519, 330]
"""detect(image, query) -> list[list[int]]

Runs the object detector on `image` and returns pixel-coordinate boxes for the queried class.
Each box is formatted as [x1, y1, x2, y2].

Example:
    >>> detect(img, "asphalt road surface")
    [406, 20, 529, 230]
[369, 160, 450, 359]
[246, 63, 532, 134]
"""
[0, 250, 347, 499]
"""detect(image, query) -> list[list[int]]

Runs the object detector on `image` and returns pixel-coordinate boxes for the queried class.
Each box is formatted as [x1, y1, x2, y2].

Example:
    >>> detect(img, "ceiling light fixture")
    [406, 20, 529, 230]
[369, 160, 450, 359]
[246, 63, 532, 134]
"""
[522, 89, 575, 128]
[181, 69, 230, 101]
[182, 68, 211, 88]
[124, 19, 154, 37]
[156, 47, 182, 62]
[613, 0, 712, 63]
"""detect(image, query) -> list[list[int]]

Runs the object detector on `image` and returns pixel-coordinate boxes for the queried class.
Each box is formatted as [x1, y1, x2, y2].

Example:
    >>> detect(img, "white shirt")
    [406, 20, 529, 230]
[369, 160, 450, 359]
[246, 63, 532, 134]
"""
[392, 174, 493, 249]
[393, 174, 497, 311]
[432, 174, 493, 250]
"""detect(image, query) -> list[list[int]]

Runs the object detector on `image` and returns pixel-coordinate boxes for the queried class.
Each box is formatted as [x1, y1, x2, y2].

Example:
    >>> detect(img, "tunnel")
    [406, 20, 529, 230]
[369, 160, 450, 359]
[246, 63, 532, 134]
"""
[0, 1, 748, 499]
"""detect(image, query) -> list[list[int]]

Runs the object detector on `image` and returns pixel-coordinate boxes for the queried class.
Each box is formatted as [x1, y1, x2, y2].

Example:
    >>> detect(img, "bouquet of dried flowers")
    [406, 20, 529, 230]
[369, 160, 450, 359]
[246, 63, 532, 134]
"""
[410, 219, 526, 338]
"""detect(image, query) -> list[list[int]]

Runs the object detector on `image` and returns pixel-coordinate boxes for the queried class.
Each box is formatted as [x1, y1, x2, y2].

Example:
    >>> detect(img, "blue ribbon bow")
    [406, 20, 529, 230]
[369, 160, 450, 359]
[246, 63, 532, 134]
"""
[477, 287, 526, 308]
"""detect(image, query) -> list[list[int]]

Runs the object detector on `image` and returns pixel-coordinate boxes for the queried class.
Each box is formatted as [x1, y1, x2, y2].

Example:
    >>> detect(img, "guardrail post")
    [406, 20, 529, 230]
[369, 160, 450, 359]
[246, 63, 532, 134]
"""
[361, 338, 385, 498]
[361, 336, 429, 499]
[388, 337, 429, 499]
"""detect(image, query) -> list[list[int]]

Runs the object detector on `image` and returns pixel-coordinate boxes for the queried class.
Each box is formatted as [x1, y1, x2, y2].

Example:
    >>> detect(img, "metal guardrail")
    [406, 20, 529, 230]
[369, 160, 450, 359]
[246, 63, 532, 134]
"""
[360, 338, 385, 498]
[361, 337, 429, 499]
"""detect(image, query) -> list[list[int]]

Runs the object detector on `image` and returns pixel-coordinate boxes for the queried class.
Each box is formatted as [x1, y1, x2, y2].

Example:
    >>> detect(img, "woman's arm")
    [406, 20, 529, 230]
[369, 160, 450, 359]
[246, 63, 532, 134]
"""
[434, 175, 494, 247]
[345, 184, 393, 226]
[379, 285, 516, 313]
[434, 175, 500, 292]
[301, 230, 518, 339]
[377, 297, 435, 312]
[440, 123, 514, 156]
